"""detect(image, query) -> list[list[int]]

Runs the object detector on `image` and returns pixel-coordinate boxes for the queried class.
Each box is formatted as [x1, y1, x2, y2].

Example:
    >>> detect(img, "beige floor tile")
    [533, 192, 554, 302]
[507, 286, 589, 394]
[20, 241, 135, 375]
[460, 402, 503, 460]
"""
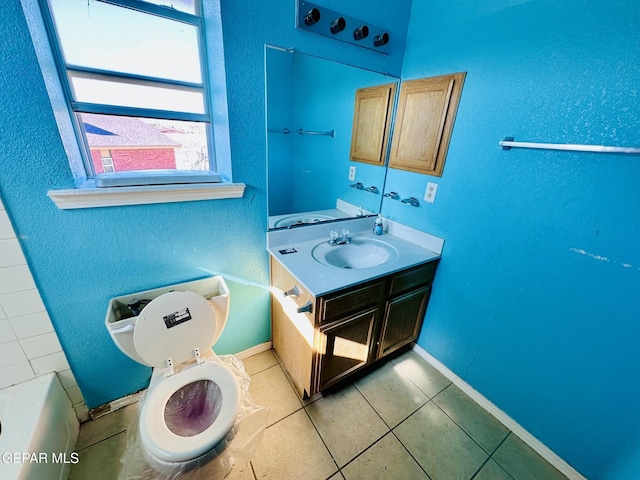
[306, 385, 389, 467]
[354, 362, 428, 427]
[249, 364, 302, 426]
[474, 459, 515, 480]
[251, 409, 337, 480]
[329, 472, 346, 480]
[77, 403, 138, 450]
[227, 461, 256, 480]
[391, 349, 451, 397]
[341, 432, 429, 480]
[394, 401, 488, 480]
[433, 384, 509, 453]
[243, 349, 278, 376]
[493, 434, 568, 480]
[70, 431, 127, 480]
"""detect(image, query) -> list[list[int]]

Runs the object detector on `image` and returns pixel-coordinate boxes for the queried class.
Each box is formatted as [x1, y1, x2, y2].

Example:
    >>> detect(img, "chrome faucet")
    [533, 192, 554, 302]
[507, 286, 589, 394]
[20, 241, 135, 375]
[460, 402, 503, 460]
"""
[401, 197, 420, 207]
[328, 229, 351, 246]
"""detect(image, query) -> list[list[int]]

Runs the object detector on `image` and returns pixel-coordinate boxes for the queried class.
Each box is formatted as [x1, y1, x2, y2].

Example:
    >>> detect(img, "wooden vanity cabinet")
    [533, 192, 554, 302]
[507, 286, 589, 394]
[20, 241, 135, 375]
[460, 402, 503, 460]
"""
[270, 257, 438, 398]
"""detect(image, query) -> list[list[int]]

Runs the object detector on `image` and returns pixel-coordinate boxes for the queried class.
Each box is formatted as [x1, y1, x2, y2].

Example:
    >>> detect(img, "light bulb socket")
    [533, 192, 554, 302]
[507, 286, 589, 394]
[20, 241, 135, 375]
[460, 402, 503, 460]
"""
[353, 25, 369, 41]
[329, 17, 346, 34]
[373, 32, 389, 47]
[304, 8, 321, 26]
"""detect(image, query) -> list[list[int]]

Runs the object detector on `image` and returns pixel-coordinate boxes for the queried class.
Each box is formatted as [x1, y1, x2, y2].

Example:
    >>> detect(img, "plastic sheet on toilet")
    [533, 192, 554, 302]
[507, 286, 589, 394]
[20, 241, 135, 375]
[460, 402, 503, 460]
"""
[118, 354, 270, 480]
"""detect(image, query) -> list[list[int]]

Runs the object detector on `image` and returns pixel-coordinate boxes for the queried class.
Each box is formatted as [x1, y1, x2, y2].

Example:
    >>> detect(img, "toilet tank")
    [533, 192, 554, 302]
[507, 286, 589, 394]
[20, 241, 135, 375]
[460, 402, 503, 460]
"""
[105, 276, 230, 366]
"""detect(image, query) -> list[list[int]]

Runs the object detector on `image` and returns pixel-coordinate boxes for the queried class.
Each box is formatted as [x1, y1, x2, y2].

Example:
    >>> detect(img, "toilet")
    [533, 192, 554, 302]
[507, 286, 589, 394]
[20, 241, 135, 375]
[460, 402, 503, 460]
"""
[105, 276, 247, 477]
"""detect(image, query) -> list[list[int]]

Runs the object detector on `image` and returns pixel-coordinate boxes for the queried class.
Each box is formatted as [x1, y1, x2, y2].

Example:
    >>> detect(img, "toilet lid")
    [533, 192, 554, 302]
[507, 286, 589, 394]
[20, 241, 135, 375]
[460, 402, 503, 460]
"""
[134, 291, 217, 368]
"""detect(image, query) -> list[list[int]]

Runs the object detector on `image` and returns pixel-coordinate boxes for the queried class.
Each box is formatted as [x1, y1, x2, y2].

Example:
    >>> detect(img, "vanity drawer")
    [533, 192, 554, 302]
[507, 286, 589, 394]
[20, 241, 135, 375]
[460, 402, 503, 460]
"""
[388, 261, 438, 296]
[319, 281, 385, 323]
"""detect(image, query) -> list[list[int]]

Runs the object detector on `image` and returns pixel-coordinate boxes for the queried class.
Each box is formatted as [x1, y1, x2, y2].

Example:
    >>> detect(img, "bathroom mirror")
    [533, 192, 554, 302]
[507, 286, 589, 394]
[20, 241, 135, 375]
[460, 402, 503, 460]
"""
[265, 45, 399, 229]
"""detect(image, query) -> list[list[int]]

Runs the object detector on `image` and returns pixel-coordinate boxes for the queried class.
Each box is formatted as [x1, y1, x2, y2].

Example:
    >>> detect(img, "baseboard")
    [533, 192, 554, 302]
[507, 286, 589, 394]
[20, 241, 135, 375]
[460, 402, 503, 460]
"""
[234, 341, 273, 359]
[412, 344, 586, 480]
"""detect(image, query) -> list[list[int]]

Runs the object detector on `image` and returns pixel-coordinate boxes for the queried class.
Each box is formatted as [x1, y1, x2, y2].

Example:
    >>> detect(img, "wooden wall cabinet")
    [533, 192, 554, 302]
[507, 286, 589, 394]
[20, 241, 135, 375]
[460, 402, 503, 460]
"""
[389, 72, 466, 177]
[349, 83, 397, 166]
[271, 257, 438, 398]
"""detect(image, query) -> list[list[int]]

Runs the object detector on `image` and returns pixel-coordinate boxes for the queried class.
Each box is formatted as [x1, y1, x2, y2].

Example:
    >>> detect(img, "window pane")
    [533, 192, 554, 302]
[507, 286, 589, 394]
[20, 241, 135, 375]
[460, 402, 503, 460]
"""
[139, 0, 196, 15]
[71, 76, 205, 113]
[81, 113, 209, 173]
[49, 0, 201, 83]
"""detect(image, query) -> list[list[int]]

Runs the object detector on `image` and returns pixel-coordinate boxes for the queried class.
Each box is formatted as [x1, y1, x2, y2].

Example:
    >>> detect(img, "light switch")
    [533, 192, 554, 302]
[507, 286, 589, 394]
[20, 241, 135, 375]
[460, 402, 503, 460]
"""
[349, 166, 356, 181]
[424, 182, 438, 203]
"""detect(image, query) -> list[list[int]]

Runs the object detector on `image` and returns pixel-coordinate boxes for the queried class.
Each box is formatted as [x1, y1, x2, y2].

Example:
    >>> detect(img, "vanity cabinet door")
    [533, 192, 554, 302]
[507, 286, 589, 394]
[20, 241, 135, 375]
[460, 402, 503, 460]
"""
[350, 83, 396, 166]
[378, 286, 431, 358]
[316, 307, 378, 392]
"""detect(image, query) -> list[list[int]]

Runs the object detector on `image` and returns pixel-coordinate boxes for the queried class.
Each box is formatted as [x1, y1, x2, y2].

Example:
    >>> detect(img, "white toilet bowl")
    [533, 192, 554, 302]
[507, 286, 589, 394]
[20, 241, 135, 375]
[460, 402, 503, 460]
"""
[105, 277, 243, 472]
[140, 359, 240, 463]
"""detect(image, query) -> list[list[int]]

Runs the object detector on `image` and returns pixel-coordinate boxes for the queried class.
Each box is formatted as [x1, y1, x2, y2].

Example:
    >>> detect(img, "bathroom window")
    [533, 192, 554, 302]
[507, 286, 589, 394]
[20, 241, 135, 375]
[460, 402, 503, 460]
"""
[37, 0, 231, 192]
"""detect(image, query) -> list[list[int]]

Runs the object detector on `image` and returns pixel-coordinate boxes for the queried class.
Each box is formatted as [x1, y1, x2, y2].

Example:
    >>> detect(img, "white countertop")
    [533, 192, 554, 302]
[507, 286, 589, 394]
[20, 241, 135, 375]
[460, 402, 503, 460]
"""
[267, 217, 443, 296]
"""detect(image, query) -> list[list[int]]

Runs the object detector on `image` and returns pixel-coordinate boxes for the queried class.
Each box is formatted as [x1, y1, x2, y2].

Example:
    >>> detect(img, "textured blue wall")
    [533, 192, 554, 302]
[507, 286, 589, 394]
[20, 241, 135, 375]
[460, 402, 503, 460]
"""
[382, 0, 640, 478]
[0, 0, 410, 409]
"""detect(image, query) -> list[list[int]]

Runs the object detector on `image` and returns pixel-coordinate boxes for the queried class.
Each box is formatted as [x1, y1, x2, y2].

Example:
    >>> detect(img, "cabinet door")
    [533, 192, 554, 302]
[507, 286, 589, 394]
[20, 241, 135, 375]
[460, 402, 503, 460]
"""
[378, 286, 431, 358]
[389, 73, 465, 176]
[349, 83, 396, 165]
[316, 308, 377, 392]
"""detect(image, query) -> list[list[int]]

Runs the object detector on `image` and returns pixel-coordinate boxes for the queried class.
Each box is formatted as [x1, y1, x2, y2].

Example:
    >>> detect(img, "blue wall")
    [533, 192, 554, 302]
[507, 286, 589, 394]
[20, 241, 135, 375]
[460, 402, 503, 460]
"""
[381, 0, 640, 478]
[0, 0, 410, 409]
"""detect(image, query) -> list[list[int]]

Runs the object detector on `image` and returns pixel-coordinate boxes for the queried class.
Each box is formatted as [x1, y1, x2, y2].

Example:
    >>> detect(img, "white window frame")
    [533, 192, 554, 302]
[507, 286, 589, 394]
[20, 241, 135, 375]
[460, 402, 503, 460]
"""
[20, 0, 244, 209]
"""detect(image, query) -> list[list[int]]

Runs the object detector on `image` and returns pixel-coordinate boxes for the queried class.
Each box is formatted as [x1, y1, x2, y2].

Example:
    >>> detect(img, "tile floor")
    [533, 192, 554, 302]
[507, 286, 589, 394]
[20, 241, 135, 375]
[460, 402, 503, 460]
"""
[70, 348, 569, 480]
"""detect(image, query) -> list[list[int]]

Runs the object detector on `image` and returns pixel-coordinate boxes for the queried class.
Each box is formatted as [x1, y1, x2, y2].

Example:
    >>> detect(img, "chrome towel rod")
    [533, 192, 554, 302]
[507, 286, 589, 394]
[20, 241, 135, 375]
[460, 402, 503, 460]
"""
[298, 128, 335, 137]
[500, 137, 640, 155]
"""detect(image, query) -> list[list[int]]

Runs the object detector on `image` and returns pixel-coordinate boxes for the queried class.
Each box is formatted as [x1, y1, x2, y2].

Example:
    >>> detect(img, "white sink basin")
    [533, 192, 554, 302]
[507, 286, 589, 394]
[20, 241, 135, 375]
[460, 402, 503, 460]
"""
[312, 238, 399, 269]
[274, 214, 336, 228]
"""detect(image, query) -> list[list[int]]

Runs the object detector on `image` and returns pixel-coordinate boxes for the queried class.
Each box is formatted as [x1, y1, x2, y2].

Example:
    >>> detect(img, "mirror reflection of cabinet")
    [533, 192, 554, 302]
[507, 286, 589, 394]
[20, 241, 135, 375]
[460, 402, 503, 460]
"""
[389, 72, 466, 177]
[349, 83, 396, 166]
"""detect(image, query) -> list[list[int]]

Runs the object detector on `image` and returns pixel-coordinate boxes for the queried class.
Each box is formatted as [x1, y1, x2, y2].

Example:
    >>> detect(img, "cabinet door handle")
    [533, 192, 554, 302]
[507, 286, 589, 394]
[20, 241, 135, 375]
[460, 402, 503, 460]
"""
[297, 301, 313, 314]
[283, 286, 300, 298]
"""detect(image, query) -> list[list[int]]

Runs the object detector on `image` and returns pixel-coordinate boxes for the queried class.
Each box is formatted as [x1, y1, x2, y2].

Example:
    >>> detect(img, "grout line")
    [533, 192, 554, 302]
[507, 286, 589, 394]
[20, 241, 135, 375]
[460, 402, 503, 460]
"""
[388, 428, 434, 480]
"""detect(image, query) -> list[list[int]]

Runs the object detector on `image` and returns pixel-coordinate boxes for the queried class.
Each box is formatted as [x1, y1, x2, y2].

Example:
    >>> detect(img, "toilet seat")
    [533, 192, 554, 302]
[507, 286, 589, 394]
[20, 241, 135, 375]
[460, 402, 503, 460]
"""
[140, 361, 240, 463]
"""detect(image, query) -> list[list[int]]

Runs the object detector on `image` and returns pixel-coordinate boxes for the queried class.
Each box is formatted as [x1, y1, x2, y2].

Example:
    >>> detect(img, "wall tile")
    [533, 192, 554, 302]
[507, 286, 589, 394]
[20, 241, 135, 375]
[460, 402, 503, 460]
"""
[0, 361, 35, 390]
[65, 385, 85, 405]
[0, 265, 36, 294]
[0, 340, 28, 367]
[30, 351, 70, 375]
[0, 289, 45, 317]
[57, 368, 79, 389]
[0, 319, 17, 344]
[20, 332, 62, 359]
[9, 311, 54, 339]
[0, 210, 15, 240]
[0, 239, 27, 268]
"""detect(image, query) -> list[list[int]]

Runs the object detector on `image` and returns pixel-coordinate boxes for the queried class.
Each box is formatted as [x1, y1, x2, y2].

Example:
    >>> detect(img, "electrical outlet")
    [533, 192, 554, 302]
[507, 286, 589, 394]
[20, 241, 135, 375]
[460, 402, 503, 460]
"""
[348, 166, 356, 182]
[424, 182, 438, 203]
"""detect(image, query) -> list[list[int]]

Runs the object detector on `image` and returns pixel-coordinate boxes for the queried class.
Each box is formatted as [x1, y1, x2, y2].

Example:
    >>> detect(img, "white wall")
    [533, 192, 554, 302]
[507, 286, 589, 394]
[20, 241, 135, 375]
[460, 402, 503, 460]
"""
[0, 196, 88, 421]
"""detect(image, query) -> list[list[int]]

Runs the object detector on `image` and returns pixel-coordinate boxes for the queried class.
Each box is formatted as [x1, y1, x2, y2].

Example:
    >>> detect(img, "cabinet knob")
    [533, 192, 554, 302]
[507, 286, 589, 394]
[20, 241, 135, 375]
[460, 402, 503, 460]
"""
[297, 301, 313, 314]
[283, 286, 300, 298]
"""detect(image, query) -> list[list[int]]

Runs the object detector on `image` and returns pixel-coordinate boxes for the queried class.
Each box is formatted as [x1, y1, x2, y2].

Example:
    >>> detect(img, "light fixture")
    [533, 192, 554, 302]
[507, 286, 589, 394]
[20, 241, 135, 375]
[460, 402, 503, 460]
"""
[353, 25, 369, 41]
[304, 8, 320, 26]
[329, 17, 346, 34]
[374, 32, 389, 47]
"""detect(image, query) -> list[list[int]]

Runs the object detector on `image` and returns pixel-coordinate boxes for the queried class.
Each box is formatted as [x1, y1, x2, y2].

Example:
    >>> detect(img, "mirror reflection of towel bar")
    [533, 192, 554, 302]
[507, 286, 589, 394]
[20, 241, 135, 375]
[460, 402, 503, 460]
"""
[500, 137, 640, 154]
[297, 128, 335, 137]
[268, 128, 290, 134]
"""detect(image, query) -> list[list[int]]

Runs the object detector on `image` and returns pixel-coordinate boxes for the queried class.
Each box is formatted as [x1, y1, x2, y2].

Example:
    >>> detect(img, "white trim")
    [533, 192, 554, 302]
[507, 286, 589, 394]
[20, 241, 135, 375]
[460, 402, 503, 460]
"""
[234, 341, 272, 360]
[48, 182, 246, 209]
[412, 345, 586, 480]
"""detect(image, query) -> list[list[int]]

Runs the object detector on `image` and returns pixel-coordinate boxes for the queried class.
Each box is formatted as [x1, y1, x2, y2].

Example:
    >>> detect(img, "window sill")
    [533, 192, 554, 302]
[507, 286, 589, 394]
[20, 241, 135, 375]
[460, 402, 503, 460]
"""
[48, 181, 246, 209]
